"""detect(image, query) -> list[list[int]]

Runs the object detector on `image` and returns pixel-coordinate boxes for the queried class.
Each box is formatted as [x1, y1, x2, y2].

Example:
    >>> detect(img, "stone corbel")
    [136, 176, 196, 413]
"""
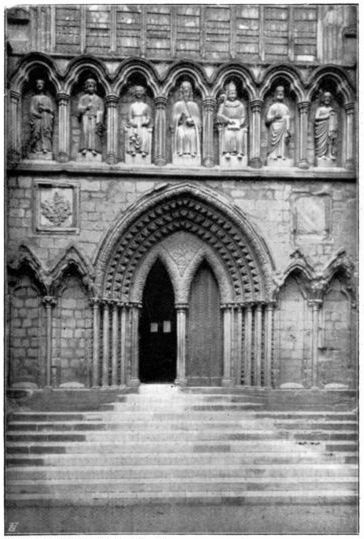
[154, 96, 168, 166]
[56, 92, 70, 162]
[249, 99, 263, 168]
[297, 101, 310, 169]
[105, 95, 119, 165]
[202, 97, 216, 168]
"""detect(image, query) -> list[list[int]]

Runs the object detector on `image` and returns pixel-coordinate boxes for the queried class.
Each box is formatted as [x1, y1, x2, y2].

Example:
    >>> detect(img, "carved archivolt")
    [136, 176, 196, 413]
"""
[95, 183, 274, 302]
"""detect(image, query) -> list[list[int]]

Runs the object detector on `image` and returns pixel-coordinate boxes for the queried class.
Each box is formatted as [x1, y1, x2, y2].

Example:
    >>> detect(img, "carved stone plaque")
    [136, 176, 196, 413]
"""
[34, 181, 79, 234]
[293, 195, 331, 238]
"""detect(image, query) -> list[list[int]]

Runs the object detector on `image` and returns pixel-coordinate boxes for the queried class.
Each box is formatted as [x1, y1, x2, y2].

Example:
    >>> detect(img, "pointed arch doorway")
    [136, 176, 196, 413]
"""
[139, 260, 177, 383]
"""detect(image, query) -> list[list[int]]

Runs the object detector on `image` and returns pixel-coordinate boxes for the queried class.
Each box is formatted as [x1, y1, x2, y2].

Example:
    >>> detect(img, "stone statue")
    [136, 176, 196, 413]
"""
[77, 78, 104, 160]
[314, 91, 338, 166]
[217, 81, 247, 166]
[125, 85, 152, 164]
[171, 80, 201, 165]
[28, 78, 54, 159]
[265, 85, 292, 166]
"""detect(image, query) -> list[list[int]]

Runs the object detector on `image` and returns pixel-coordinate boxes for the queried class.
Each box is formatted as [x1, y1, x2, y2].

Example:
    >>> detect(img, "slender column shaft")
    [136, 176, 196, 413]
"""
[154, 96, 167, 166]
[9, 90, 21, 163]
[91, 298, 100, 386]
[175, 304, 188, 386]
[222, 305, 233, 386]
[344, 103, 355, 169]
[111, 302, 118, 385]
[119, 305, 126, 386]
[57, 93, 70, 162]
[310, 300, 322, 388]
[202, 97, 216, 167]
[102, 302, 110, 386]
[254, 304, 263, 387]
[264, 303, 274, 388]
[236, 306, 243, 384]
[298, 101, 310, 169]
[249, 100, 263, 168]
[129, 303, 141, 386]
[244, 304, 253, 386]
[106, 95, 118, 165]
[42, 296, 56, 387]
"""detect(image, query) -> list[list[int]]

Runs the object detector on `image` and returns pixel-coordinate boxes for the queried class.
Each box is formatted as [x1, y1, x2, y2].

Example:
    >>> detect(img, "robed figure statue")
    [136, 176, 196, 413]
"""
[77, 78, 104, 159]
[217, 81, 247, 165]
[171, 80, 201, 164]
[265, 86, 292, 165]
[28, 78, 54, 159]
[125, 85, 152, 163]
[314, 91, 338, 166]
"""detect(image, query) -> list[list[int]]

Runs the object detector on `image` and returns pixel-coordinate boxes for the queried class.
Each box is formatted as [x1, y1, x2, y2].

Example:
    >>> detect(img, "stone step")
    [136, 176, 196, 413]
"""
[7, 429, 357, 443]
[7, 477, 358, 495]
[117, 395, 265, 403]
[6, 439, 357, 454]
[6, 489, 358, 506]
[7, 419, 358, 432]
[6, 462, 357, 481]
[9, 410, 357, 422]
[7, 451, 358, 467]
[101, 403, 266, 411]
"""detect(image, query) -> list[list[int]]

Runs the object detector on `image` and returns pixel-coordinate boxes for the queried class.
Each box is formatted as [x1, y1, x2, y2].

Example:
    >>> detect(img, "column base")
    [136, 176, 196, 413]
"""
[203, 157, 215, 168]
[127, 378, 140, 388]
[221, 378, 234, 387]
[174, 377, 187, 387]
[298, 159, 310, 169]
[249, 157, 262, 169]
[57, 152, 69, 163]
[155, 157, 167, 166]
[106, 153, 117, 165]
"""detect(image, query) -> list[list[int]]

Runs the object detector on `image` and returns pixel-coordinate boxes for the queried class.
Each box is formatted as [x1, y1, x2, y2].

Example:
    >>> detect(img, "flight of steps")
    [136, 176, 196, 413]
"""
[6, 385, 358, 506]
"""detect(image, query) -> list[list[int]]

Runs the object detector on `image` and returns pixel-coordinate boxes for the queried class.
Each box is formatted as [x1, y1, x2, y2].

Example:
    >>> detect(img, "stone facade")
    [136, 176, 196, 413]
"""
[6, 5, 357, 390]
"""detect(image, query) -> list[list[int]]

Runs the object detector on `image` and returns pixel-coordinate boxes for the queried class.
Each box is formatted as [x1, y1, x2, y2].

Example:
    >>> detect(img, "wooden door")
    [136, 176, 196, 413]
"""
[187, 261, 223, 385]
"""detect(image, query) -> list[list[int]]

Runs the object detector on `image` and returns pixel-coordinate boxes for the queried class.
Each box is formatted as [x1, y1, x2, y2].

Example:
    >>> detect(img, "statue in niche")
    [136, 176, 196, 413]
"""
[171, 80, 201, 165]
[125, 85, 152, 165]
[265, 85, 292, 166]
[314, 91, 338, 166]
[28, 78, 54, 159]
[217, 81, 248, 167]
[77, 78, 104, 161]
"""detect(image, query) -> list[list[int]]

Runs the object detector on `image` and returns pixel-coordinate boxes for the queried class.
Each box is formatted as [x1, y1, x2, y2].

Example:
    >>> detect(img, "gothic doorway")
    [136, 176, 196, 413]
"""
[139, 260, 177, 383]
[187, 261, 223, 385]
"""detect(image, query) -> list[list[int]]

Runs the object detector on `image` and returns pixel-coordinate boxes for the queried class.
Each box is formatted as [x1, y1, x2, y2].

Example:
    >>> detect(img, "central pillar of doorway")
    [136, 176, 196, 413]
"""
[175, 303, 188, 386]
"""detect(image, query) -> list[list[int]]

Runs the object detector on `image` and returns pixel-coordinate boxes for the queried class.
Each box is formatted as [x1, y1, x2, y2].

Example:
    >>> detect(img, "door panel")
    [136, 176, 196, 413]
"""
[187, 261, 223, 385]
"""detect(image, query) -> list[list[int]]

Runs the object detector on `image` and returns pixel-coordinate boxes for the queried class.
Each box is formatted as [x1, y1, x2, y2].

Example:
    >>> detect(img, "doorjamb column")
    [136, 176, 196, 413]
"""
[244, 302, 253, 386]
[111, 300, 119, 386]
[254, 302, 263, 387]
[175, 303, 188, 386]
[90, 297, 100, 387]
[102, 299, 110, 387]
[235, 304, 243, 384]
[119, 302, 127, 386]
[129, 302, 141, 387]
[264, 302, 275, 387]
[221, 303, 233, 387]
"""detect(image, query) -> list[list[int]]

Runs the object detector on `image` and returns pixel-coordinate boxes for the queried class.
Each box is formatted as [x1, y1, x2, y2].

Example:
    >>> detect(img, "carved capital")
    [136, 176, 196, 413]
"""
[154, 96, 168, 109]
[250, 99, 263, 113]
[89, 297, 100, 307]
[203, 97, 216, 111]
[105, 94, 119, 107]
[56, 92, 70, 105]
[129, 301, 143, 310]
[344, 102, 355, 114]
[298, 101, 310, 113]
[175, 302, 189, 311]
[42, 295, 57, 307]
[10, 90, 21, 102]
[308, 299, 323, 310]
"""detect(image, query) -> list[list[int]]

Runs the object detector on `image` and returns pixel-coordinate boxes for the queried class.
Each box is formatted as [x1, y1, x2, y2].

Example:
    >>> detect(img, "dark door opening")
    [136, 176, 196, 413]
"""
[139, 260, 177, 383]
